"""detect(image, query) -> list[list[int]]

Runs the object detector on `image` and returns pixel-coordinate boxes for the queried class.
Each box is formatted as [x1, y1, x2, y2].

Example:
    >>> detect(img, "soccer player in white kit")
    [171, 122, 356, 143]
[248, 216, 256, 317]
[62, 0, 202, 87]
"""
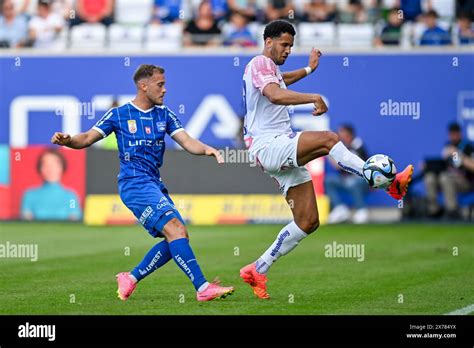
[239, 20, 414, 299]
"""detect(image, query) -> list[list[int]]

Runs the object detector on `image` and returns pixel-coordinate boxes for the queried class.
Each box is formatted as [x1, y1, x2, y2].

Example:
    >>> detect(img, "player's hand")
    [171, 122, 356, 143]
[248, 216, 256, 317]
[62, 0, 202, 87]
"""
[312, 95, 328, 116]
[51, 132, 71, 146]
[308, 48, 322, 72]
[205, 147, 224, 164]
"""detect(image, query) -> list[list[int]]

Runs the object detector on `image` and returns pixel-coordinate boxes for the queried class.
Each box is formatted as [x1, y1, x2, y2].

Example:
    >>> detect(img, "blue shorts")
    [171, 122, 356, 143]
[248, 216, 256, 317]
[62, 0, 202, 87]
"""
[118, 176, 185, 238]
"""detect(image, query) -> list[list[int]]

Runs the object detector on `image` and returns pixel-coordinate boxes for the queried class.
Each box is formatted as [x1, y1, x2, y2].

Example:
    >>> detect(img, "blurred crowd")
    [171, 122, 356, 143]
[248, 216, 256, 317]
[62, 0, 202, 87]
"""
[0, 0, 473, 50]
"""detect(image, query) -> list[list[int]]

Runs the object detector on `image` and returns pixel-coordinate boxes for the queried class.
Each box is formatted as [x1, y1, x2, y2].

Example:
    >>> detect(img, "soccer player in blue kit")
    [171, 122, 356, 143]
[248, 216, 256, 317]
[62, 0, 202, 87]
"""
[51, 64, 234, 302]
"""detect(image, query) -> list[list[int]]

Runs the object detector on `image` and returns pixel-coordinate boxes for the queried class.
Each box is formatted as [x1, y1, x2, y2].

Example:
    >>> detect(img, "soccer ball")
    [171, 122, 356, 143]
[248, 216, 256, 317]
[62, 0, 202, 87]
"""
[362, 154, 397, 189]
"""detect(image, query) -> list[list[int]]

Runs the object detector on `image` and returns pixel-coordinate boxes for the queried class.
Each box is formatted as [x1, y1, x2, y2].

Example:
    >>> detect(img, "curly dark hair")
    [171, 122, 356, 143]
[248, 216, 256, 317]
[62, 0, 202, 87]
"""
[263, 20, 296, 40]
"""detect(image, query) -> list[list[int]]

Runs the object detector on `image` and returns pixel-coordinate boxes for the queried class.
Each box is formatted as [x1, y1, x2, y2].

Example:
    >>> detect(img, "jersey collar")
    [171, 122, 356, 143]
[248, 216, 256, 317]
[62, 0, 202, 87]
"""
[129, 101, 155, 114]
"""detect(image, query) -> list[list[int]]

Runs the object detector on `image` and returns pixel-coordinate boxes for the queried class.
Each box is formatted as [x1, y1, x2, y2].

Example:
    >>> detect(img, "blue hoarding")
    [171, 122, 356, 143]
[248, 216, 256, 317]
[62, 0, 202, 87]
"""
[1, 53, 473, 173]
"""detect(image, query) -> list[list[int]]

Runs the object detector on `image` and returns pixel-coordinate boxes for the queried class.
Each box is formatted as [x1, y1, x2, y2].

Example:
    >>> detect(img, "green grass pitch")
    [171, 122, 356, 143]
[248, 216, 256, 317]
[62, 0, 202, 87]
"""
[0, 222, 473, 315]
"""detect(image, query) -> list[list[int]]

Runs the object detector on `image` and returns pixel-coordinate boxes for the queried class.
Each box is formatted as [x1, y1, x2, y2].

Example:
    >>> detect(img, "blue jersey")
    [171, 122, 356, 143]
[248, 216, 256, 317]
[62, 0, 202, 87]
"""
[92, 101, 184, 179]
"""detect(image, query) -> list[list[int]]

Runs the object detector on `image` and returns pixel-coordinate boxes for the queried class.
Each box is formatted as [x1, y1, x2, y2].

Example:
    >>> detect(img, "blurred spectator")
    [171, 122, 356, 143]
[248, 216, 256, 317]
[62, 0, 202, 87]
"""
[301, 0, 336, 22]
[457, 12, 474, 44]
[325, 124, 369, 224]
[0, 0, 28, 47]
[375, 7, 403, 45]
[456, 0, 474, 21]
[394, 0, 424, 22]
[339, 0, 369, 24]
[423, 122, 474, 220]
[227, 0, 258, 21]
[209, 0, 228, 21]
[69, 0, 114, 27]
[152, 0, 183, 24]
[21, 149, 82, 221]
[28, 0, 64, 48]
[419, 10, 451, 45]
[184, 0, 221, 46]
[11, 0, 34, 16]
[264, 0, 294, 22]
[223, 11, 257, 47]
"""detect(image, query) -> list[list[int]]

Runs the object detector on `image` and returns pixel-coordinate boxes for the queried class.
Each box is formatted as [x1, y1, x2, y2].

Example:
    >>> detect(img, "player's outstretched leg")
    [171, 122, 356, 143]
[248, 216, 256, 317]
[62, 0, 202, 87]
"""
[163, 218, 234, 302]
[297, 131, 413, 200]
[240, 181, 319, 299]
[117, 239, 172, 301]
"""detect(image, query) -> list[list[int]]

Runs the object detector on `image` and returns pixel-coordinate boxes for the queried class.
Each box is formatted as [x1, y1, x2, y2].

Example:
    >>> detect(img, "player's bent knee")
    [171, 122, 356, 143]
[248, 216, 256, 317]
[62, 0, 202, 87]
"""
[162, 218, 188, 241]
[326, 131, 339, 150]
[297, 216, 320, 234]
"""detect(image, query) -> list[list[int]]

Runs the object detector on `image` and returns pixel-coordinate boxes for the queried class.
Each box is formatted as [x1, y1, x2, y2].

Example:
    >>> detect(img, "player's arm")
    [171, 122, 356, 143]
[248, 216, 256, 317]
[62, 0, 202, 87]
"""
[172, 130, 224, 164]
[282, 48, 321, 86]
[263, 84, 328, 116]
[51, 129, 103, 149]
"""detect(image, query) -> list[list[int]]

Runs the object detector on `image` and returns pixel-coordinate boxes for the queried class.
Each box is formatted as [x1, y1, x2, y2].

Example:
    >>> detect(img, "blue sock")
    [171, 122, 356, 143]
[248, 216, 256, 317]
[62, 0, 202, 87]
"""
[130, 240, 172, 282]
[169, 238, 207, 291]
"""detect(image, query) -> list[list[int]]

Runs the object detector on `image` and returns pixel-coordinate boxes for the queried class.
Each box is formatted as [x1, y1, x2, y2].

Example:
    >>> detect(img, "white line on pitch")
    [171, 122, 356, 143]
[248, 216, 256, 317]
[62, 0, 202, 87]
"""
[445, 304, 474, 315]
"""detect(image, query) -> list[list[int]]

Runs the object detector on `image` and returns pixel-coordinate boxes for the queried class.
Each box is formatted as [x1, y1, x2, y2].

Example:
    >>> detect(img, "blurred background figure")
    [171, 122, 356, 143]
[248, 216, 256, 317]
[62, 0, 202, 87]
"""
[375, 7, 403, 46]
[423, 122, 474, 220]
[184, 0, 221, 46]
[325, 124, 369, 224]
[227, 0, 258, 22]
[301, 0, 336, 23]
[394, 0, 424, 22]
[264, 0, 294, 22]
[151, 0, 184, 24]
[28, 0, 64, 48]
[69, 0, 114, 27]
[456, 12, 474, 44]
[223, 11, 257, 47]
[420, 10, 451, 45]
[0, 0, 28, 47]
[338, 0, 369, 24]
[21, 149, 82, 221]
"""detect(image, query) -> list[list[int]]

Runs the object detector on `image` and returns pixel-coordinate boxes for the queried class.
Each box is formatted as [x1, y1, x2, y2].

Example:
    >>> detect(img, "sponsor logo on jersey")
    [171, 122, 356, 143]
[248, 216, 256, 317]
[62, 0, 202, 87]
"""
[139, 206, 154, 224]
[145, 126, 151, 134]
[127, 120, 137, 134]
[156, 121, 166, 132]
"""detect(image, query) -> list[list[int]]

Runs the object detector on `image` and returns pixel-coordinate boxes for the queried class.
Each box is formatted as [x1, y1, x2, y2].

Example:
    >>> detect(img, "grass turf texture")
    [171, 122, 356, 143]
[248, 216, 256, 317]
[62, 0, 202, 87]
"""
[0, 222, 472, 315]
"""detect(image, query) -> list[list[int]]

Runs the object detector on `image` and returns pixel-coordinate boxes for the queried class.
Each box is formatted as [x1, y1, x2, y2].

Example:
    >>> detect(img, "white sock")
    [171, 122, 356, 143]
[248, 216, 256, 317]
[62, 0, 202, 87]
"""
[198, 282, 209, 292]
[256, 221, 308, 274]
[128, 273, 138, 283]
[328, 141, 365, 177]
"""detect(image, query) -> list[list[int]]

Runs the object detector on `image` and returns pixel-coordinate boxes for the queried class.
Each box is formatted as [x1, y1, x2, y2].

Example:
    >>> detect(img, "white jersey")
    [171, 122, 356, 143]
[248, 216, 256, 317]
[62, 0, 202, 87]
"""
[242, 55, 293, 156]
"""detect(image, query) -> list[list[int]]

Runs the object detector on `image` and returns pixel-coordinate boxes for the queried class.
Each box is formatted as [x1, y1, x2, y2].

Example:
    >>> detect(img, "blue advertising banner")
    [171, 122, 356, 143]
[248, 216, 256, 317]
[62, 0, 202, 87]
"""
[1, 53, 473, 173]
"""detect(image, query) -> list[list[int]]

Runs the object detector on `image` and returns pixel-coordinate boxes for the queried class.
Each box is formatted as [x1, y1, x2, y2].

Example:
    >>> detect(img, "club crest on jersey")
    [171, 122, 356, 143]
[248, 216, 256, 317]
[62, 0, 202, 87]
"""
[156, 121, 166, 132]
[145, 126, 151, 134]
[127, 120, 137, 134]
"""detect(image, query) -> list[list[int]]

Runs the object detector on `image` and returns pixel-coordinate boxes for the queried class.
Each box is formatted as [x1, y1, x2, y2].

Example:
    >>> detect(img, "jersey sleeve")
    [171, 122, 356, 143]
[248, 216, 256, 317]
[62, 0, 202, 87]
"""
[92, 108, 117, 138]
[165, 107, 184, 137]
[251, 55, 279, 95]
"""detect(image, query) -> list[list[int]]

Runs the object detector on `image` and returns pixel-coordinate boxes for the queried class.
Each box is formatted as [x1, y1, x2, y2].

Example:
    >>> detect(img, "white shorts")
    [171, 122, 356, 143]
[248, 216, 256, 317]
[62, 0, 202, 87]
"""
[252, 132, 312, 196]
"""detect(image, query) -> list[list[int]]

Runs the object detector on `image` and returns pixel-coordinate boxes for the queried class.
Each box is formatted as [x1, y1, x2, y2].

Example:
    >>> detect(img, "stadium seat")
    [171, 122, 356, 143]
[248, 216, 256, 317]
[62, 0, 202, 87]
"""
[48, 27, 69, 51]
[298, 23, 336, 48]
[115, 0, 154, 25]
[248, 23, 265, 49]
[70, 24, 107, 49]
[410, 22, 427, 46]
[108, 24, 144, 50]
[337, 24, 375, 48]
[144, 23, 183, 51]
